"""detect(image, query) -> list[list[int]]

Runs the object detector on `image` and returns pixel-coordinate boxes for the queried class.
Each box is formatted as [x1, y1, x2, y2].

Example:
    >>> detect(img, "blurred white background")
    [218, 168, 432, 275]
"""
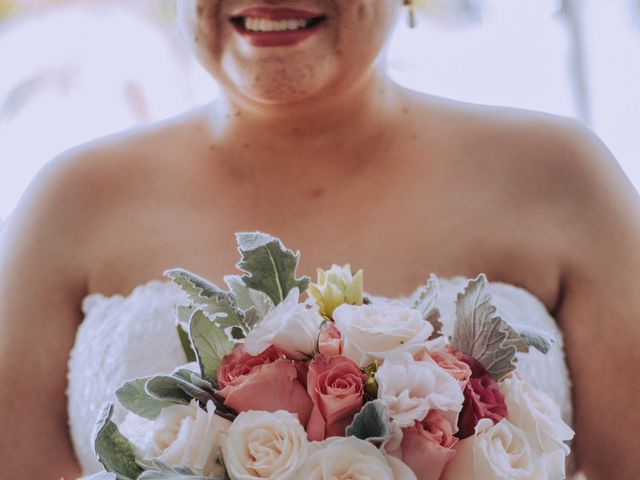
[0, 0, 639, 222]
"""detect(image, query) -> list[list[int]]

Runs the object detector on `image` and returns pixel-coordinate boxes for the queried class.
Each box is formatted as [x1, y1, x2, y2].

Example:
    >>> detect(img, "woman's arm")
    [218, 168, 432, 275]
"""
[554, 125, 640, 478]
[0, 152, 93, 478]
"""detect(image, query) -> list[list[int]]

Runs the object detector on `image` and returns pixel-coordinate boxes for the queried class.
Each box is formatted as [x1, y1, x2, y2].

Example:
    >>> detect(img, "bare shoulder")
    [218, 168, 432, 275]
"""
[407, 90, 639, 237]
[1, 108, 210, 282]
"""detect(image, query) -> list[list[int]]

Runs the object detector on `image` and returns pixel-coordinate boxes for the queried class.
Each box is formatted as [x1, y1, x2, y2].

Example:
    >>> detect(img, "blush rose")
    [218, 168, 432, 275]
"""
[424, 346, 472, 390]
[217, 345, 313, 426]
[306, 354, 367, 441]
[317, 323, 343, 359]
[398, 410, 459, 480]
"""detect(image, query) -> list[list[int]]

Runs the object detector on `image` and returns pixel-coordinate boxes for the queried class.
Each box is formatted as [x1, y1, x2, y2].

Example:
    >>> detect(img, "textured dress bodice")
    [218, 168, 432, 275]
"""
[67, 278, 573, 477]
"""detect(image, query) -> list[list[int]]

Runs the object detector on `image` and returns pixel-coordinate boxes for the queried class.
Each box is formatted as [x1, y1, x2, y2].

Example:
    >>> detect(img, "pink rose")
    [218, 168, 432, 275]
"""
[306, 355, 367, 441]
[453, 352, 507, 439]
[318, 323, 343, 359]
[217, 345, 313, 426]
[425, 347, 472, 390]
[400, 411, 458, 480]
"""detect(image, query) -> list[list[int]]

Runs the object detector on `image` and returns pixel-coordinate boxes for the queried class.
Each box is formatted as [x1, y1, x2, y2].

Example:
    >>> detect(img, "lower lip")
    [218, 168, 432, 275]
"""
[230, 21, 324, 48]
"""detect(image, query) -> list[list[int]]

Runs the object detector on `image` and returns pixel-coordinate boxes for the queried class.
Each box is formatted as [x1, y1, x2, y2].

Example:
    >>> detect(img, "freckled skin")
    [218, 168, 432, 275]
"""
[1, 1, 640, 478]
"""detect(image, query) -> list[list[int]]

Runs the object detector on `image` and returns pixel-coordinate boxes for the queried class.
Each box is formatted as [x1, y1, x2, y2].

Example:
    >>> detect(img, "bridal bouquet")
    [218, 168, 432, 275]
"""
[90, 232, 573, 480]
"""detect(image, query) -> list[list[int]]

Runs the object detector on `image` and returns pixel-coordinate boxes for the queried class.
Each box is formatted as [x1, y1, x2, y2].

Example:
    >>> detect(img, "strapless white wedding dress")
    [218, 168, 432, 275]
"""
[67, 277, 574, 477]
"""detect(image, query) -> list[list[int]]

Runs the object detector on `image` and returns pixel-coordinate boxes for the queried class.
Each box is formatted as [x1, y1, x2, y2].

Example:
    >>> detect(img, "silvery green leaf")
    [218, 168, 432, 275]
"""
[138, 460, 218, 479]
[190, 372, 215, 391]
[93, 403, 143, 480]
[235, 232, 310, 305]
[165, 269, 249, 338]
[450, 275, 518, 381]
[225, 274, 275, 319]
[176, 304, 195, 328]
[172, 368, 215, 391]
[508, 323, 556, 354]
[115, 378, 182, 420]
[346, 400, 391, 444]
[176, 324, 197, 363]
[145, 377, 196, 404]
[190, 310, 235, 383]
[412, 274, 444, 340]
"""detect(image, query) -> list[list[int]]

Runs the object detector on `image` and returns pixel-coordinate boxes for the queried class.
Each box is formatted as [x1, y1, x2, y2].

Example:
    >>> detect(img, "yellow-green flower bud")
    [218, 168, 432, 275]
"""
[308, 264, 364, 319]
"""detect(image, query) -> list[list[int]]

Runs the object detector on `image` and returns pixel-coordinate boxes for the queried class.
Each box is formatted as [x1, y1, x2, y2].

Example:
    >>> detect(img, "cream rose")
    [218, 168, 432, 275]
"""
[442, 418, 543, 480]
[333, 303, 433, 368]
[297, 436, 417, 480]
[376, 352, 464, 427]
[244, 288, 323, 360]
[500, 375, 574, 479]
[120, 400, 230, 478]
[221, 410, 308, 480]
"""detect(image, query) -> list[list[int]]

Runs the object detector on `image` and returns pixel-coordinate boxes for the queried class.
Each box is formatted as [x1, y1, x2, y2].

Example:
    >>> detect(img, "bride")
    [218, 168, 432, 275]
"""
[0, 0, 639, 478]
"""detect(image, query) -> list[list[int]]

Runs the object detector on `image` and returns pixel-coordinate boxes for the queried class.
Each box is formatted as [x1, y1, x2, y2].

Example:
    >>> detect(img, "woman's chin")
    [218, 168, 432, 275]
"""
[221, 59, 337, 107]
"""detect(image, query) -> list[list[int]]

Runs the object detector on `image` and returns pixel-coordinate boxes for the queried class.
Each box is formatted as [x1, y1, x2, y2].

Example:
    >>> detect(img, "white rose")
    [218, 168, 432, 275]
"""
[376, 352, 464, 427]
[244, 288, 323, 360]
[500, 375, 574, 479]
[297, 436, 416, 480]
[442, 418, 544, 480]
[333, 303, 433, 368]
[221, 410, 307, 480]
[120, 400, 230, 478]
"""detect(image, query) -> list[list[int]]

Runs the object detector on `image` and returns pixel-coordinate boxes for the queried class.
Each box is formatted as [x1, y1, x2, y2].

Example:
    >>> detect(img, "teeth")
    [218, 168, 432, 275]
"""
[244, 17, 310, 32]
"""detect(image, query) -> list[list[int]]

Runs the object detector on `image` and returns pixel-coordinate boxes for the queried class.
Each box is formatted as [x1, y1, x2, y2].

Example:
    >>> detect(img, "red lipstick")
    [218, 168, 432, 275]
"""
[230, 7, 327, 48]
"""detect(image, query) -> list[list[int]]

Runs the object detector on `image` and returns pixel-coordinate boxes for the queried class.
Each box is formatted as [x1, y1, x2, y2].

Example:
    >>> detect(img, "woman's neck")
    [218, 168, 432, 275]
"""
[204, 67, 402, 156]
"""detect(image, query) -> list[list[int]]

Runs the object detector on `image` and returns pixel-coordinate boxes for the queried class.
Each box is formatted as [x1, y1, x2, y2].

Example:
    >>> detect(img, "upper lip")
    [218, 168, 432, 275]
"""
[229, 6, 325, 20]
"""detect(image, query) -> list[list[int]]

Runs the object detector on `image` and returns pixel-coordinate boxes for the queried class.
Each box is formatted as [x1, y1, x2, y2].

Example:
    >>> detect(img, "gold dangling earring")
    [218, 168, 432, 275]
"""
[403, 0, 417, 28]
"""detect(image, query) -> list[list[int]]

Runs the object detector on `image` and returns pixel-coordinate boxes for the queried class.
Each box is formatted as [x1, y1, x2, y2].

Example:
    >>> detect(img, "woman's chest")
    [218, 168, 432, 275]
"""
[86, 174, 563, 313]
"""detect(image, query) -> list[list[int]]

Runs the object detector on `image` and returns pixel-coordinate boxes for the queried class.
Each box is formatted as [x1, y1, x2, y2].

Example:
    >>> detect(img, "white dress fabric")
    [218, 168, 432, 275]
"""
[67, 277, 573, 477]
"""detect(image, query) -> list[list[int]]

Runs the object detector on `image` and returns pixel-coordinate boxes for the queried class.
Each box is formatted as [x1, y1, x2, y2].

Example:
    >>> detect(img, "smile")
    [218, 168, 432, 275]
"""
[230, 7, 327, 47]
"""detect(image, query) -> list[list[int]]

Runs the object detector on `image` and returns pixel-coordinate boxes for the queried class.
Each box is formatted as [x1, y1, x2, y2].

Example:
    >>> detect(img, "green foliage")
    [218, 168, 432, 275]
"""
[145, 376, 196, 404]
[115, 378, 183, 420]
[412, 274, 444, 340]
[363, 361, 379, 401]
[346, 399, 392, 444]
[508, 324, 555, 354]
[225, 274, 275, 320]
[176, 324, 197, 363]
[165, 269, 249, 339]
[189, 310, 235, 383]
[450, 275, 518, 381]
[235, 232, 310, 306]
[93, 403, 143, 480]
[138, 460, 218, 479]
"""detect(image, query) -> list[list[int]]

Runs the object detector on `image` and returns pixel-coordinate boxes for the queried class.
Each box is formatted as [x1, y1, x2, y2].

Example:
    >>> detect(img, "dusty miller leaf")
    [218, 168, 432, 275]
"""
[171, 368, 215, 392]
[225, 274, 275, 320]
[138, 460, 217, 479]
[235, 232, 310, 306]
[145, 376, 198, 404]
[189, 310, 235, 383]
[507, 323, 555, 354]
[166, 369, 237, 422]
[412, 274, 444, 340]
[176, 304, 194, 327]
[450, 275, 518, 381]
[165, 269, 249, 339]
[115, 378, 183, 420]
[176, 324, 197, 363]
[346, 399, 392, 443]
[93, 403, 143, 480]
